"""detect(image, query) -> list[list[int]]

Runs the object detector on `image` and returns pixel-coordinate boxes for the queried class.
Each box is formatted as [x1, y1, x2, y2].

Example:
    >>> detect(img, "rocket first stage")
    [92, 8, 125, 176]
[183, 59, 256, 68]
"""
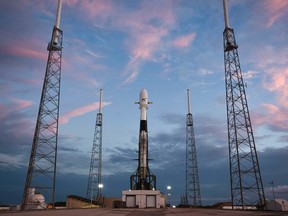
[130, 89, 156, 190]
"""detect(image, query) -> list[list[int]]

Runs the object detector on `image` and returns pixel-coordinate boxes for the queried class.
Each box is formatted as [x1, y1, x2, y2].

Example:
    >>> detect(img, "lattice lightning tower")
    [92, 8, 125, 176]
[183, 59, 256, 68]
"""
[185, 89, 201, 207]
[22, 0, 63, 210]
[222, 0, 266, 209]
[87, 89, 104, 204]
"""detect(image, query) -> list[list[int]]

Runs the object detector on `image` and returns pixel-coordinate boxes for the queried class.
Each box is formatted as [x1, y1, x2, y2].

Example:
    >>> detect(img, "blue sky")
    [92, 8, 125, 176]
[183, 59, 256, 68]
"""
[0, 0, 288, 206]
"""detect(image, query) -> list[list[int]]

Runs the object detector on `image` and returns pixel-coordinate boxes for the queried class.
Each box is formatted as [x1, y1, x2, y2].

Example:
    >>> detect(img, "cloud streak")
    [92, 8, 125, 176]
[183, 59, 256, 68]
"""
[263, 0, 288, 27]
[59, 101, 111, 125]
[0, 98, 33, 120]
[173, 32, 196, 48]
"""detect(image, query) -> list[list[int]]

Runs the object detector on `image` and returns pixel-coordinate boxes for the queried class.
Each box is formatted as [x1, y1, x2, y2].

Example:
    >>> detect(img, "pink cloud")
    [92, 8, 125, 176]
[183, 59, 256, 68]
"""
[0, 98, 33, 120]
[12, 98, 33, 111]
[122, 28, 169, 85]
[120, 1, 177, 85]
[173, 33, 196, 48]
[64, 0, 179, 85]
[81, 1, 113, 18]
[253, 67, 288, 131]
[262, 0, 288, 27]
[253, 103, 288, 131]
[5, 45, 47, 61]
[263, 67, 288, 107]
[64, 0, 113, 21]
[59, 101, 111, 125]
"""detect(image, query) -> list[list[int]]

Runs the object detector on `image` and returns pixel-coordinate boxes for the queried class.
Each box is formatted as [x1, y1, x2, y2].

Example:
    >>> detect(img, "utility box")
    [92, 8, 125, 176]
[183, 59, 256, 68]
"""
[122, 190, 165, 208]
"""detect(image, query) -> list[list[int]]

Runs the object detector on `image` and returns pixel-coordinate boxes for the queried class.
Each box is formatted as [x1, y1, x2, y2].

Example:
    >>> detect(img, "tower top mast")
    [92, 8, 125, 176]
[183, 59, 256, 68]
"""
[55, 0, 63, 29]
[187, 89, 191, 114]
[52, 0, 63, 44]
[99, 89, 103, 114]
[223, 0, 230, 28]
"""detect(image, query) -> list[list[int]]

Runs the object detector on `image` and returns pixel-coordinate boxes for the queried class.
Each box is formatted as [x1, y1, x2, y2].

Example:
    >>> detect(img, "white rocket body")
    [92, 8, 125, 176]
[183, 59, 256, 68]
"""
[140, 89, 148, 120]
[131, 89, 156, 190]
[138, 89, 149, 187]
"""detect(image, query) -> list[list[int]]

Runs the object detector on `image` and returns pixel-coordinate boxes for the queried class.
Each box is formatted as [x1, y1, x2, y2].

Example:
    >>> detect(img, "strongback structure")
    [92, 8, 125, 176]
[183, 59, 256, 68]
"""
[86, 89, 104, 205]
[185, 89, 201, 207]
[130, 89, 156, 190]
[22, 0, 63, 210]
[222, 0, 266, 209]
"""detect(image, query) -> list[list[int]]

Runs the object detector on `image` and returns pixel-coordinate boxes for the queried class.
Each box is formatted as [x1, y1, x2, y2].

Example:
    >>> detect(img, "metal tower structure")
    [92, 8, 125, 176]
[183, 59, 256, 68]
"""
[22, 0, 63, 210]
[86, 89, 104, 205]
[185, 89, 201, 207]
[222, 0, 266, 209]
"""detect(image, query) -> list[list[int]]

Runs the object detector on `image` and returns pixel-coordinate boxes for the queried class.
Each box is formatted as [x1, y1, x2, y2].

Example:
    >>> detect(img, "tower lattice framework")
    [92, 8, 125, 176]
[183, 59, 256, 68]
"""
[223, 27, 266, 209]
[22, 26, 63, 209]
[87, 90, 103, 204]
[185, 90, 201, 207]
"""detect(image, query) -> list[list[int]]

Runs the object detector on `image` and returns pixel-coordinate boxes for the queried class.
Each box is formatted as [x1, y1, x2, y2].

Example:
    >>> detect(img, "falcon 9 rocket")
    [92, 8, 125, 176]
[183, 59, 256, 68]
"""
[130, 89, 156, 190]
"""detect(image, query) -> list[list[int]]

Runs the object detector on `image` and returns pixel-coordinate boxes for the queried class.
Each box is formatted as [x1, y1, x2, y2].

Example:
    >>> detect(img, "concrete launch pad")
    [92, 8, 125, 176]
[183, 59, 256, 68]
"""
[0, 208, 285, 216]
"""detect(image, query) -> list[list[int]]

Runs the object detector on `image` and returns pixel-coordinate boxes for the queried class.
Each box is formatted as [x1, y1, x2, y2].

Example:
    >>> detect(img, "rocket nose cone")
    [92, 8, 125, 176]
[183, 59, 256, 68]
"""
[140, 88, 148, 98]
[140, 89, 148, 104]
[140, 88, 147, 94]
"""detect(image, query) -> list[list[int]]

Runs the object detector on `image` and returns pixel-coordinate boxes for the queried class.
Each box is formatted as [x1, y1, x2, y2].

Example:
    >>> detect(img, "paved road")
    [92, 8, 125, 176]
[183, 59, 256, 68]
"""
[1, 208, 288, 216]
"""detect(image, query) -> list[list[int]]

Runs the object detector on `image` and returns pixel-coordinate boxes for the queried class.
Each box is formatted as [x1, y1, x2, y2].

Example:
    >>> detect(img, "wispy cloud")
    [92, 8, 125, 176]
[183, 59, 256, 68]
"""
[253, 67, 288, 130]
[253, 104, 288, 131]
[263, 67, 288, 107]
[172, 32, 196, 49]
[0, 153, 25, 169]
[112, 1, 177, 85]
[64, 0, 114, 21]
[242, 70, 259, 80]
[121, 14, 175, 83]
[59, 101, 111, 125]
[122, 28, 169, 85]
[0, 98, 33, 120]
[262, 0, 288, 27]
[3, 45, 47, 61]
[85, 50, 106, 58]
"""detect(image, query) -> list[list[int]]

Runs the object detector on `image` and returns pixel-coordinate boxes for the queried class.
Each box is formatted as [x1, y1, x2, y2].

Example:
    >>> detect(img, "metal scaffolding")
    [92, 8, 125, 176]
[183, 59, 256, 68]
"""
[223, 0, 266, 209]
[22, 24, 63, 209]
[185, 89, 201, 207]
[86, 89, 104, 205]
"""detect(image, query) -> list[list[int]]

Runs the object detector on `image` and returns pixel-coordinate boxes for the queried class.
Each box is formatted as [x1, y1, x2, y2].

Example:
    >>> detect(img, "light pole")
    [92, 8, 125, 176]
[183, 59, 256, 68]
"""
[98, 183, 103, 206]
[98, 183, 103, 194]
[90, 176, 93, 208]
[90, 173, 96, 208]
[167, 186, 171, 207]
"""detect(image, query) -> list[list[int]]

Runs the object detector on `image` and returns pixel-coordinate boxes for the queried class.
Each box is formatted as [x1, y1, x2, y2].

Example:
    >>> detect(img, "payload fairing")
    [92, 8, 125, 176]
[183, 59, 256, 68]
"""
[130, 89, 156, 190]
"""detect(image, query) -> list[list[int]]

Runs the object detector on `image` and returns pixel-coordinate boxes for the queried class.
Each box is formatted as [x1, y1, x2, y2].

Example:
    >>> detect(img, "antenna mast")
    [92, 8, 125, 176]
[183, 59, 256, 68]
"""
[99, 88, 103, 114]
[222, 0, 266, 209]
[87, 89, 104, 206]
[184, 89, 201, 207]
[223, 0, 230, 29]
[22, 0, 63, 210]
[187, 89, 191, 114]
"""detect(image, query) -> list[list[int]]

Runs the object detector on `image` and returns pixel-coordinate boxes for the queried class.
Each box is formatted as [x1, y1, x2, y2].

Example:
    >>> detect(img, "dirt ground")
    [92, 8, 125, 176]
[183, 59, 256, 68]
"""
[1, 208, 288, 216]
